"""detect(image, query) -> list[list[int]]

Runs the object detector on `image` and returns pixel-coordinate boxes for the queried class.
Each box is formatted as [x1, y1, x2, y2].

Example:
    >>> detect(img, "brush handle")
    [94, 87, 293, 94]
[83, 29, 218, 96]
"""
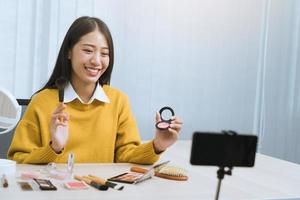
[74, 175, 91, 184]
[88, 175, 124, 190]
[58, 90, 64, 102]
[130, 167, 149, 174]
[83, 176, 108, 190]
[87, 175, 106, 185]
[130, 167, 188, 181]
[55, 77, 67, 103]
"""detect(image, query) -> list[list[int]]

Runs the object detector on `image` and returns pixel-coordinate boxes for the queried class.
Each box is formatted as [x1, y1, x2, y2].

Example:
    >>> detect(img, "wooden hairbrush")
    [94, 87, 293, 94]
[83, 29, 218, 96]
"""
[130, 165, 188, 181]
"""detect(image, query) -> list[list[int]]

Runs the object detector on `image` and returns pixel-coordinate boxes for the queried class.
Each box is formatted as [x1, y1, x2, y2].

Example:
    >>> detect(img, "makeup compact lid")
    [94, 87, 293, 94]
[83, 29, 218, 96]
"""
[159, 106, 175, 122]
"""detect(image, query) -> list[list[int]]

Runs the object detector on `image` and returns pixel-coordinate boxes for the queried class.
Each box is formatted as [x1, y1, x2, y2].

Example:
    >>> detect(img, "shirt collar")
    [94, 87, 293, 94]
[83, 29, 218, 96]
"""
[64, 83, 110, 104]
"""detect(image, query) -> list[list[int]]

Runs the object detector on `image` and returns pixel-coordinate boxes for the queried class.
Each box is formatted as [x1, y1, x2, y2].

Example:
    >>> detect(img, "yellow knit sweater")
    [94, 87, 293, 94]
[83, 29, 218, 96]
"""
[7, 85, 160, 164]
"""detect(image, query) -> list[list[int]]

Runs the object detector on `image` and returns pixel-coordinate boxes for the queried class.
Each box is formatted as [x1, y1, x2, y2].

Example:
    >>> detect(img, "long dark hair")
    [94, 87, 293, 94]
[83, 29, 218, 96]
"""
[37, 16, 114, 93]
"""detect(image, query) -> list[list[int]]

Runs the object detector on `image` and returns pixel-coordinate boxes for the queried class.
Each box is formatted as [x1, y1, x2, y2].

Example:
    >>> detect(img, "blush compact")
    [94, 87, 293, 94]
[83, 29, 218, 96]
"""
[155, 106, 175, 130]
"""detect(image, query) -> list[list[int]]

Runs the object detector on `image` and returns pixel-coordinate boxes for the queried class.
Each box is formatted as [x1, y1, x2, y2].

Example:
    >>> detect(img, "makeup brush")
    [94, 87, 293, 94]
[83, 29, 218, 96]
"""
[87, 175, 124, 190]
[74, 175, 108, 191]
[55, 77, 68, 102]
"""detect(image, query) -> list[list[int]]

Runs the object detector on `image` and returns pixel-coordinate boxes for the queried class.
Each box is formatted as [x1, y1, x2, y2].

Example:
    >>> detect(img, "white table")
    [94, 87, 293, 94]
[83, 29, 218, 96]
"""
[1, 140, 300, 200]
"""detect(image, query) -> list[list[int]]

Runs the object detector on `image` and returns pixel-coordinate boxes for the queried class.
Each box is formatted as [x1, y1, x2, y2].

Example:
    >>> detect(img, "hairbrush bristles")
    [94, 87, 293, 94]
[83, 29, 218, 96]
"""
[55, 77, 68, 102]
[130, 163, 188, 181]
[159, 166, 188, 177]
[154, 162, 169, 172]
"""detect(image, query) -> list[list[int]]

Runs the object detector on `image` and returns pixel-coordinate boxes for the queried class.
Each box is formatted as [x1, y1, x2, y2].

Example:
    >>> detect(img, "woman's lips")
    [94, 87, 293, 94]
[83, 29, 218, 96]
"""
[85, 66, 100, 76]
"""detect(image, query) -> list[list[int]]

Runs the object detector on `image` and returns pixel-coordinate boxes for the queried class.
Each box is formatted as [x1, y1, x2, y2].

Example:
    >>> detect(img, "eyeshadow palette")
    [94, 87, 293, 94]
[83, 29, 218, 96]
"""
[108, 172, 145, 184]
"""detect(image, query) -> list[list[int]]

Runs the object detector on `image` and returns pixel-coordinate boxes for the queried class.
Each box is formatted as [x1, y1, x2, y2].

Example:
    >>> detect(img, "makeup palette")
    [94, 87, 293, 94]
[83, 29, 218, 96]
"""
[155, 106, 175, 130]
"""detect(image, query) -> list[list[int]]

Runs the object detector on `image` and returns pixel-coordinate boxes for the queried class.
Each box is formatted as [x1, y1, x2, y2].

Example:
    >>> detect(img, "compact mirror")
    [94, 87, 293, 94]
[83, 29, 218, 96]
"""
[155, 106, 175, 130]
[0, 87, 21, 134]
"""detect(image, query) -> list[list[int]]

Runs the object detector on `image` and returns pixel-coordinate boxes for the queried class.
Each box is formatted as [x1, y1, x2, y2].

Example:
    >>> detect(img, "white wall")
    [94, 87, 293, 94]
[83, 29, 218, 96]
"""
[0, 0, 299, 163]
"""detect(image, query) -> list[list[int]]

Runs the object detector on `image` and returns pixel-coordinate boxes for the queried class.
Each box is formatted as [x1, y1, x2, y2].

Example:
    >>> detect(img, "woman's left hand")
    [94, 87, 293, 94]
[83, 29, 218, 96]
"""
[153, 112, 183, 153]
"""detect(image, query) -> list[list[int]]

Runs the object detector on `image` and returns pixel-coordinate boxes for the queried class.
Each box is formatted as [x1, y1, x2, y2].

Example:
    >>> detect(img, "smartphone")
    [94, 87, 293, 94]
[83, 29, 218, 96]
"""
[190, 132, 258, 167]
[33, 178, 57, 191]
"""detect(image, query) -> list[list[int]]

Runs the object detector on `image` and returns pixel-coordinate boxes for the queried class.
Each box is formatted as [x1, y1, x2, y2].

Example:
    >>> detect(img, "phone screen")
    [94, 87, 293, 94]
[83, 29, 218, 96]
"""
[190, 132, 258, 167]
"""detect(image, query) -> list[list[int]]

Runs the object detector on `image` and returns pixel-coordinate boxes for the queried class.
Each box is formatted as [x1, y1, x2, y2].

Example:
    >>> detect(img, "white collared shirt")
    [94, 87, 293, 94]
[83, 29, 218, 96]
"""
[64, 83, 110, 104]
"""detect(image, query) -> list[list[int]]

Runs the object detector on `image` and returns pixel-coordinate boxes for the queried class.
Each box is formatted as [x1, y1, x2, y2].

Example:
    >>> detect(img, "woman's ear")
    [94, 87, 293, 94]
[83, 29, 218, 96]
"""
[68, 50, 71, 59]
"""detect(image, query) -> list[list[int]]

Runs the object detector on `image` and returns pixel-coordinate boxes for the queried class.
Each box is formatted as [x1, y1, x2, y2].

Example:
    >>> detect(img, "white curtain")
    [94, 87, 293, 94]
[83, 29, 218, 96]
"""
[0, 0, 299, 163]
[255, 0, 300, 163]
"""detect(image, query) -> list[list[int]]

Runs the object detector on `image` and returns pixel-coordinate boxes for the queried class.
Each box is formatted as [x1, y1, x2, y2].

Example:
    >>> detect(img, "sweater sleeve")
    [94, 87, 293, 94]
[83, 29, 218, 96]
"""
[114, 94, 160, 164]
[7, 100, 60, 164]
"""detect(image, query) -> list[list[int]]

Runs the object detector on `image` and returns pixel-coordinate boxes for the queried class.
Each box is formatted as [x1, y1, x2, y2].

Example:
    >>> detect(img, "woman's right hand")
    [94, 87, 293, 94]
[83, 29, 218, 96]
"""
[50, 103, 69, 153]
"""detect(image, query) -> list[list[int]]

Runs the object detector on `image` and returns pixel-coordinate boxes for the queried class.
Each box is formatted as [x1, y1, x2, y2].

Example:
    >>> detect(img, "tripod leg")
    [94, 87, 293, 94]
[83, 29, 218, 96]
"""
[215, 178, 222, 200]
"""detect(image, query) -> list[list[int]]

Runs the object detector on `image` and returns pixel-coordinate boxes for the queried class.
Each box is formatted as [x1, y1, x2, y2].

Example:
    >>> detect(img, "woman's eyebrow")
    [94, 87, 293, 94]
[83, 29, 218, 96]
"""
[82, 43, 109, 50]
[82, 43, 96, 48]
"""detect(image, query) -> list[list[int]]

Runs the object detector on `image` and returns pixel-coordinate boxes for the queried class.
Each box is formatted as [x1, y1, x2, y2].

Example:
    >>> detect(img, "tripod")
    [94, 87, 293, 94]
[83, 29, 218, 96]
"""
[215, 166, 233, 200]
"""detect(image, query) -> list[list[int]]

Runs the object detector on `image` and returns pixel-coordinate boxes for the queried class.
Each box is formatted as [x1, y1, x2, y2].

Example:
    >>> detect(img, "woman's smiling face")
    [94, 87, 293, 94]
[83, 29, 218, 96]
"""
[69, 30, 110, 87]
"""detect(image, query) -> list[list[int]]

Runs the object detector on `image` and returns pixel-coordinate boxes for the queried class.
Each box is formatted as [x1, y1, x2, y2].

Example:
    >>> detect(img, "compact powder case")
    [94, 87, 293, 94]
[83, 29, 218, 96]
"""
[156, 106, 175, 130]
